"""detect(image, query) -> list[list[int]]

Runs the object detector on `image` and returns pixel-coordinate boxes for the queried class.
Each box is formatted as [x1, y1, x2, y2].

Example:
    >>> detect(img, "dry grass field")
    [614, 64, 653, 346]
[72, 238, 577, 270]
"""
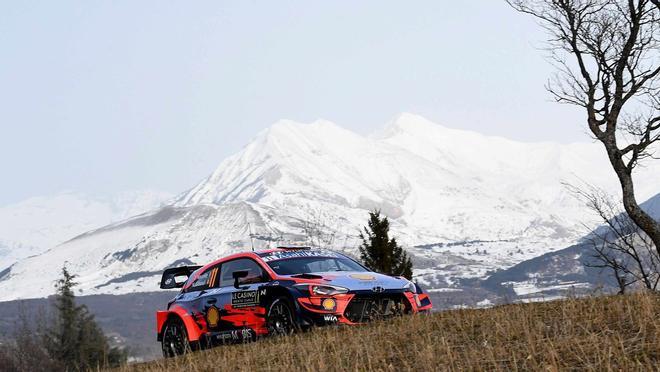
[120, 292, 660, 371]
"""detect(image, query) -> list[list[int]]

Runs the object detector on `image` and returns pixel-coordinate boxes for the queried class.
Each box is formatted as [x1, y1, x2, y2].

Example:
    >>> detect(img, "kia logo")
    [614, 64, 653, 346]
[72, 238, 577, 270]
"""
[371, 286, 385, 293]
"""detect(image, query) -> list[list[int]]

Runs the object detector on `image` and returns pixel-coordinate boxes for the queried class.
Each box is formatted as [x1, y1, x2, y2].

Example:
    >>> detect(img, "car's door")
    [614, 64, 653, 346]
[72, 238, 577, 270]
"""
[212, 258, 270, 332]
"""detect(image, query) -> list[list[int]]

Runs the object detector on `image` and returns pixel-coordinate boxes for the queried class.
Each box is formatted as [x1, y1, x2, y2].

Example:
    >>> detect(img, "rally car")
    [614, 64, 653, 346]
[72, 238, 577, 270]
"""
[156, 247, 432, 357]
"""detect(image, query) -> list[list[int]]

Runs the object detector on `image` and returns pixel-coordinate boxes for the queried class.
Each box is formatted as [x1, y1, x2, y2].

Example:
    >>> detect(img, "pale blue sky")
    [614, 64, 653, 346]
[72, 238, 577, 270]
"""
[0, 1, 586, 205]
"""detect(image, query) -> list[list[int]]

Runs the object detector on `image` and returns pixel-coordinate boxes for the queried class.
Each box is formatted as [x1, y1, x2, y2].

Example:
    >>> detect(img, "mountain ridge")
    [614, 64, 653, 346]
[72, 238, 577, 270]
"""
[0, 190, 172, 271]
[0, 113, 658, 301]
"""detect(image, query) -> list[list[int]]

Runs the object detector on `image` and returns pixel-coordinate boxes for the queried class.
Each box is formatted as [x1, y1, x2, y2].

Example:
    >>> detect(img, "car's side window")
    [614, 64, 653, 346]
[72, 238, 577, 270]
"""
[187, 269, 211, 292]
[186, 265, 220, 292]
[219, 258, 267, 287]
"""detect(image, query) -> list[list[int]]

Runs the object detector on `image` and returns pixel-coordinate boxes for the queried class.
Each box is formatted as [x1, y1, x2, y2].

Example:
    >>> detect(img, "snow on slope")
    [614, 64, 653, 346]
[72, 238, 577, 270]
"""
[0, 113, 658, 300]
[0, 190, 172, 271]
[482, 192, 660, 301]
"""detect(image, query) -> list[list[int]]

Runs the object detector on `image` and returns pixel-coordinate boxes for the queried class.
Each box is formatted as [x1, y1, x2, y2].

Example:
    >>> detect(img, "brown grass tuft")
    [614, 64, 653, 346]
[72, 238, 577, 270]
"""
[119, 292, 660, 371]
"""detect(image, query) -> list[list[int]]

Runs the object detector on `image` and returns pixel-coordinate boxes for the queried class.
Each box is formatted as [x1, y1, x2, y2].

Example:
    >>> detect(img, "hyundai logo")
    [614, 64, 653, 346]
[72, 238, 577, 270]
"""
[371, 286, 385, 293]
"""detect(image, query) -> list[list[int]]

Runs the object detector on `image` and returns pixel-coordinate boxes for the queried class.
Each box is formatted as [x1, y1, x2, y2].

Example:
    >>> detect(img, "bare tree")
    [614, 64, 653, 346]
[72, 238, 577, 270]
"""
[507, 0, 660, 254]
[301, 207, 337, 249]
[567, 183, 660, 293]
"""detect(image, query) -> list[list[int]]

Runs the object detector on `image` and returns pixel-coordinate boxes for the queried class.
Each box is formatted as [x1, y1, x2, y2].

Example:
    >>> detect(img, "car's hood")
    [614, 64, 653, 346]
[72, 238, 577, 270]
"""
[284, 271, 410, 291]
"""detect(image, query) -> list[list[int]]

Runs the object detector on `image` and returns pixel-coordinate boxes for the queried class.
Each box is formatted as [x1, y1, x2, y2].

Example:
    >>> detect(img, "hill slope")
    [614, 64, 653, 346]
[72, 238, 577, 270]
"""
[122, 293, 660, 371]
[0, 190, 172, 271]
[483, 193, 660, 301]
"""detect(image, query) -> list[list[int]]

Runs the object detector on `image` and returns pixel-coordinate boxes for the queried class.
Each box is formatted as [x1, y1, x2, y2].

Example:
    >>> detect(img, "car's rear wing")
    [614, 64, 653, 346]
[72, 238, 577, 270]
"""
[160, 265, 202, 289]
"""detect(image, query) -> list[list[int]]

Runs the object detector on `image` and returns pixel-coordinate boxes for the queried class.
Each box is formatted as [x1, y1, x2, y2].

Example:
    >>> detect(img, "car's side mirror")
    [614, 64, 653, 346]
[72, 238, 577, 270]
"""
[232, 270, 249, 289]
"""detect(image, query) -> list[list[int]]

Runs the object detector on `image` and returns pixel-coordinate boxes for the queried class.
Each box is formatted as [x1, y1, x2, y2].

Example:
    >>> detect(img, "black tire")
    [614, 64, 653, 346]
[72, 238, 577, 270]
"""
[266, 297, 297, 336]
[161, 317, 191, 358]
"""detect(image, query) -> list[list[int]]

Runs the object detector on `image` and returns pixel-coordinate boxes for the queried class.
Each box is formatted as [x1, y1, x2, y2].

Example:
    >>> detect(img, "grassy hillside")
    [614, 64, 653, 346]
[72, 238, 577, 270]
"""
[121, 293, 660, 371]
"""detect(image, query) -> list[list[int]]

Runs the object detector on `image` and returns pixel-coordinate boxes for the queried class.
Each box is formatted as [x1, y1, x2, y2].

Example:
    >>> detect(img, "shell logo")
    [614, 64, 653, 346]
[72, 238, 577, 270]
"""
[206, 306, 220, 328]
[321, 298, 336, 311]
[349, 273, 376, 281]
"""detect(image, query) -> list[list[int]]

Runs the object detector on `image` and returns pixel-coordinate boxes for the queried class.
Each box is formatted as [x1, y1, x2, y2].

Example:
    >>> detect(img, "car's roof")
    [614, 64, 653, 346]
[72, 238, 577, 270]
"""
[197, 247, 336, 272]
[184, 247, 352, 290]
[256, 246, 313, 254]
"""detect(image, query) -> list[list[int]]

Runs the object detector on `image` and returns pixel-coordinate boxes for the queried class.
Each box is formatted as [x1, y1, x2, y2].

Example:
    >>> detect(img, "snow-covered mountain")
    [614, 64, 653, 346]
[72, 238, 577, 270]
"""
[0, 113, 658, 301]
[0, 191, 172, 271]
[483, 192, 660, 303]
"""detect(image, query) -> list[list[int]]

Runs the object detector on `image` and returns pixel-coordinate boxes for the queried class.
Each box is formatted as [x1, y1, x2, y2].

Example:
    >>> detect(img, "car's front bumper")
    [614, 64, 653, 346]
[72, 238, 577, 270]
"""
[295, 289, 432, 326]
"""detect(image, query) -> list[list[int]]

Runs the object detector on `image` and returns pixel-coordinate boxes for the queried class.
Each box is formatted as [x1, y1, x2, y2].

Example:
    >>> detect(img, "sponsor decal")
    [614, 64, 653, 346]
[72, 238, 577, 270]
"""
[321, 298, 336, 311]
[260, 250, 341, 262]
[231, 328, 253, 340]
[349, 273, 376, 281]
[231, 290, 260, 308]
[206, 305, 220, 328]
[323, 315, 338, 323]
[213, 328, 254, 343]
[207, 267, 219, 287]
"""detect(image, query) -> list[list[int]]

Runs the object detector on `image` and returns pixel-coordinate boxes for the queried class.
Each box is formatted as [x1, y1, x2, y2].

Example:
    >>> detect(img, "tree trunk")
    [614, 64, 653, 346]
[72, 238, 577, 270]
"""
[604, 140, 660, 256]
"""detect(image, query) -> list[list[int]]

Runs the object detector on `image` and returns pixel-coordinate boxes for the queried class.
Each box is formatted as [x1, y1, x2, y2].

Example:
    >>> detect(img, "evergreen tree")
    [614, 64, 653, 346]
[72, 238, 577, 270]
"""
[359, 210, 413, 279]
[45, 266, 80, 368]
[43, 266, 126, 371]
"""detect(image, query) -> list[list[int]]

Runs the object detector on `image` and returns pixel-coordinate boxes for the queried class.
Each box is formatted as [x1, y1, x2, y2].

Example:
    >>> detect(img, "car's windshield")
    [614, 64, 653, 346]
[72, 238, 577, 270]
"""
[266, 256, 367, 275]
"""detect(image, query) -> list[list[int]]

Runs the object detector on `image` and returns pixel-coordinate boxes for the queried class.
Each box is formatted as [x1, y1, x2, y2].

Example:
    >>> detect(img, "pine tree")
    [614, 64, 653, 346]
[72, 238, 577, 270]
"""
[45, 266, 81, 368]
[43, 266, 126, 371]
[359, 210, 413, 279]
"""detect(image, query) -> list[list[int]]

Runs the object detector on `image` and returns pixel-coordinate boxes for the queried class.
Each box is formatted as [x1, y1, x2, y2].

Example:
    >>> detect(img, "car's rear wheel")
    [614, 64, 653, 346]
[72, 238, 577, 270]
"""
[267, 297, 296, 336]
[162, 317, 191, 358]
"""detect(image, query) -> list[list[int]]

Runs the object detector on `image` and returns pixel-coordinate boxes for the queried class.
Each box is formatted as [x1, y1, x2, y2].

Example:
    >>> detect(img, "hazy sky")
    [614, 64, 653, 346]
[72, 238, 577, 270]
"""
[0, 1, 588, 206]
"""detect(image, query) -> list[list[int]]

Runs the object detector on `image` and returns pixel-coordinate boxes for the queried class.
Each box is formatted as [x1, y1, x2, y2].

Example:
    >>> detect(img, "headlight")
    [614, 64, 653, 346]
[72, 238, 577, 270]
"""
[403, 281, 416, 293]
[294, 283, 349, 296]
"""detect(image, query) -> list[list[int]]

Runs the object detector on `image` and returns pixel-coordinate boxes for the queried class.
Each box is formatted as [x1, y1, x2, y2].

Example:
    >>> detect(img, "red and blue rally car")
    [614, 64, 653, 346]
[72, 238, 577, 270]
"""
[156, 247, 432, 357]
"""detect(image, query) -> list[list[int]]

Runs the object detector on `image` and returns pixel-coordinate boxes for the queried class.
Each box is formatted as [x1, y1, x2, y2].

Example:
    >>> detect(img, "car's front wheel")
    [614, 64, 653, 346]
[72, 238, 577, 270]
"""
[161, 317, 191, 358]
[266, 297, 297, 336]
